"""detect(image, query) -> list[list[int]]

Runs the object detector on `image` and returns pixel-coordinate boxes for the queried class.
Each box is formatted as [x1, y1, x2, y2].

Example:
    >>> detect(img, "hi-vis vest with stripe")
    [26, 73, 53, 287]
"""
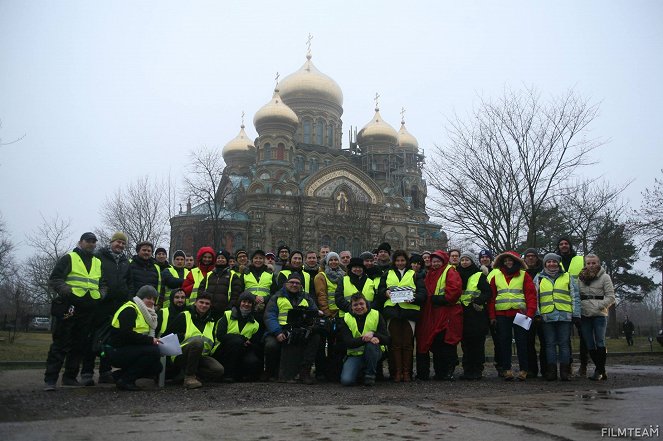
[494, 270, 526, 311]
[279, 270, 311, 294]
[433, 266, 454, 300]
[538, 273, 572, 314]
[244, 270, 272, 298]
[338, 275, 375, 317]
[384, 269, 419, 311]
[277, 296, 309, 325]
[163, 267, 190, 309]
[66, 252, 102, 300]
[158, 308, 170, 336]
[561, 255, 584, 278]
[460, 272, 482, 306]
[324, 274, 339, 311]
[112, 301, 149, 335]
[344, 309, 385, 355]
[187, 268, 206, 305]
[180, 311, 215, 355]
[212, 310, 260, 354]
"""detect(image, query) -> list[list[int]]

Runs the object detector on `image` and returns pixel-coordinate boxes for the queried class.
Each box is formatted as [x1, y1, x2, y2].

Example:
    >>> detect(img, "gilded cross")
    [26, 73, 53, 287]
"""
[274, 72, 280, 89]
[374, 92, 380, 109]
[306, 33, 313, 56]
[400, 107, 406, 122]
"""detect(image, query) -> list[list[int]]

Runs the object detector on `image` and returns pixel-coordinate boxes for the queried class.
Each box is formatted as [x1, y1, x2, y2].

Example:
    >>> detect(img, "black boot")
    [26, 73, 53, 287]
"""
[416, 353, 430, 381]
[589, 348, 604, 381]
[598, 347, 608, 380]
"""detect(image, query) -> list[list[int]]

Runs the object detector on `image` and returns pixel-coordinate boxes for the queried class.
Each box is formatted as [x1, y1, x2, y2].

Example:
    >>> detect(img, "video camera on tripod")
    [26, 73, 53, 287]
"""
[283, 308, 326, 345]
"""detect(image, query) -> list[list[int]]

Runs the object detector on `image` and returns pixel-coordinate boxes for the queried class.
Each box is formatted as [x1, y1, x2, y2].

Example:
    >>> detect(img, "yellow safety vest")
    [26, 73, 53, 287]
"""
[158, 308, 170, 336]
[162, 267, 189, 309]
[187, 268, 206, 305]
[494, 270, 526, 311]
[460, 272, 482, 306]
[65, 252, 102, 299]
[211, 310, 260, 354]
[383, 269, 420, 311]
[244, 269, 272, 298]
[561, 255, 584, 279]
[433, 266, 453, 297]
[324, 273, 339, 311]
[339, 275, 375, 317]
[487, 268, 500, 283]
[112, 301, 149, 335]
[538, 273, 573, 314]
[279, 270, 311, 294]
[277, 296, 309, 325]
[180, 311, 215, 355]
[344, 309, 385, 355]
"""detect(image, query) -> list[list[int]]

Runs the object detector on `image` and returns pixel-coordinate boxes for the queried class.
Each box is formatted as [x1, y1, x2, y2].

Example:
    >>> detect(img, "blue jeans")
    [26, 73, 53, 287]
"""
[542, 321, 571, 364]
[580, 316, 607, 350]
[340, 343, 382, 386]
[496, 316, 528, 371]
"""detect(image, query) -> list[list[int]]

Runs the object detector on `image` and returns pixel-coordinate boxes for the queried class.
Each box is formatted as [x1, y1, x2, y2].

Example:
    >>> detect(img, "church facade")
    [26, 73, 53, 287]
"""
[169, 52, 447, 256]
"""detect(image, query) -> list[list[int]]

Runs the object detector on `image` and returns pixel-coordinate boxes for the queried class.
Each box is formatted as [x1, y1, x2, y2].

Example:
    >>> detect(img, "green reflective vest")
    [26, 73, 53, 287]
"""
[494, 270, 526, 311]
[561, 255, 584, 279]
[158, 308, 170, 336]
[433, 265, 453, 298]
[277, 296, 309, 325]
[112, 301, 149, 335]
[323, 273, 339, 311]
[344, 309, 385, 355]
[538, 273, 572, 314]
[212, 310, 259, 354]
[487, 268, 500, 283]
[180, 311, 215, 355]
[338, 275, 375, 317]
[244, 270, 272, 298]
[65, 252, 102, 300]
[383, 269, 419, 311]
[162, 267, 189, 309]
[279, 270, 311, 294]
[460, 272, 482, 306]
[187, 268, 206, 305]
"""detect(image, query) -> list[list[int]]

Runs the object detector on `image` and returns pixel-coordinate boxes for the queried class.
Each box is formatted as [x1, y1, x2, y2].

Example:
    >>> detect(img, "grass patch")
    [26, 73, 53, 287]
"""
[0, 331, 51, 362]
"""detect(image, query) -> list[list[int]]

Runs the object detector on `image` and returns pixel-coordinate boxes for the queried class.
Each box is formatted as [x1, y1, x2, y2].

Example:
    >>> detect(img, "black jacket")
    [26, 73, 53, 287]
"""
[109, 302, 154, 347]
[170, 305, 215, 343]
[49, 247, 99, 311]
[128, 256, 160, 295]
[204, 265, 243, 320]
[96, 246, 132, 313]
[162, 266, 187, 290]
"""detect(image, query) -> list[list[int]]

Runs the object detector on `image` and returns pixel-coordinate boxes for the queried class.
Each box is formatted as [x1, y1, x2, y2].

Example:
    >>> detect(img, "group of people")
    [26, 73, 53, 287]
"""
[43, 232, 616, 391]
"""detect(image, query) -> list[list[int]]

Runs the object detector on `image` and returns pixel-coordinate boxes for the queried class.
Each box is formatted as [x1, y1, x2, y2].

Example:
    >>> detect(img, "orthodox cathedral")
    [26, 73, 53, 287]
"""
[169, 50, 447, 256]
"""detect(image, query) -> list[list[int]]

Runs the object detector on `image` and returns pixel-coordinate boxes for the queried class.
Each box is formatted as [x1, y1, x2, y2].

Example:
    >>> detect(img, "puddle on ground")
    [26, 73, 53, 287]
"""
[572, 421, 605, 431]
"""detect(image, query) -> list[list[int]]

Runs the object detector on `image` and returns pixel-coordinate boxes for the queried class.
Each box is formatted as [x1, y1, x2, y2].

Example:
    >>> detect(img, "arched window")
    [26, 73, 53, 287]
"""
[276, 143, 285, 160]
[316, 120, 324, 145]
[264, 143, 271, 160]
[327, 125, 334, 146]
[351, 238, 361, 256]
[303, 120, 312, 144]
[336, 236, 346, 252]
[295, 155, 305, 173]
[320, 235, 331, 247]
[411, 186, 420, 209]
[309, 157, 319, 173]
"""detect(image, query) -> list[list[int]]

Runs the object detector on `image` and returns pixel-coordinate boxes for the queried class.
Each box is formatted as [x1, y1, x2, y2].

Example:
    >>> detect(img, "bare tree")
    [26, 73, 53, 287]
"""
[182, 147, 236, 250]
[99, 175, 171, 253]
[637, 169, 663, 245]
[427, 87, 601, 250]
[0, 213, 14, 283]
[24, 213, 74, 305]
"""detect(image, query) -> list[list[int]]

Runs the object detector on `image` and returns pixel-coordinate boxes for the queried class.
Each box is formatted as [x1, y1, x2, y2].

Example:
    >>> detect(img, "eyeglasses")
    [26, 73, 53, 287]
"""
[287, 281, 301, 285]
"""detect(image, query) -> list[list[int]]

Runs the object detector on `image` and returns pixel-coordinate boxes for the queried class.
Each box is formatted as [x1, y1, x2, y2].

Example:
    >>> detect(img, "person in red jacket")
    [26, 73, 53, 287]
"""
[415, 250, 463, 381]
[488, 251, 537, 381]
[182, 247, 216, 304]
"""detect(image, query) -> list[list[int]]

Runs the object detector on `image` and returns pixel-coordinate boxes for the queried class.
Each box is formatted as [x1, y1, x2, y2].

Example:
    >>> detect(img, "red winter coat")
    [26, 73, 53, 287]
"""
[488, 269, 537, 320]
[182, 246, 216, 295]
[416, 264, 463, 353]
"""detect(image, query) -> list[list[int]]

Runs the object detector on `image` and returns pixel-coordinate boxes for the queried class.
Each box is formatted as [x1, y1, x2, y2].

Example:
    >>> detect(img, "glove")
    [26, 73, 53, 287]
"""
[472, 303, 484, 312]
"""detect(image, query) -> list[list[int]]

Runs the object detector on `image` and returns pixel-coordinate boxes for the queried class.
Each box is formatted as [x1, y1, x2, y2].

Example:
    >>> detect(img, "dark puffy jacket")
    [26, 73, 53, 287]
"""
[96, 246, 132, 314]
[129, 256, 160, 295]
[203, 266, 243, 320]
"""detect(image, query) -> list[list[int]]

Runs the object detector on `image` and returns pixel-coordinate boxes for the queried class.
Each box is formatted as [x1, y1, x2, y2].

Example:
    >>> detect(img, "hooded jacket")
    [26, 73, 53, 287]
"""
[181, 246, 216, 295]
[488, 251, 537, 320]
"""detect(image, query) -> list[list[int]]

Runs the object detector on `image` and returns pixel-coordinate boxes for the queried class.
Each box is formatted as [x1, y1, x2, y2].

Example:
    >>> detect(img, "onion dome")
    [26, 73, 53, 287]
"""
[357, 107, 398, 145]
[253, 89, 299, 133]
[278, 54, 343, 107]
[397, 119, 419, 150]
[222, 123, 254, 158]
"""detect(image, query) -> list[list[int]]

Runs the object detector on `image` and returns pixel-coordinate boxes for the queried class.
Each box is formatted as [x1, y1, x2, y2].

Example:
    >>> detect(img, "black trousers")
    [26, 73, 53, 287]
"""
[431, 331, 458, 378]
[44, 312, 94, 384]
[108, 344, 162, 383]
[527, 318, 547, 375]
[462, 306, 488, 375]
[213, 335, 261, 380]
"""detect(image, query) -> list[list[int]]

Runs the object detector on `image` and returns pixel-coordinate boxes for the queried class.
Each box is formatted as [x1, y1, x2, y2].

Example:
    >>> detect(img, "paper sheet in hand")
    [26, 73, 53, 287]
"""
[158, 333, 182, 356]
[514, 313, 532, 331]
[390, 287, 414, 304]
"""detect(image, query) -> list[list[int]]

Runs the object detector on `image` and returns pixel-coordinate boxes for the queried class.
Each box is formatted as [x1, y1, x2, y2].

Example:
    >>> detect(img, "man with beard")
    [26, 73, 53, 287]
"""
[203, 250, 243, 321]
[181, 247, 216, 305]
[44, 232, 102, 391]
[334, 257, 376, 315]
[273, 245, 290, 274]
[128, 241, 162, 296]
[523, 248, 546, 378]
[375, 242, 392, 274]
[81, 232, 133, 386]
[457, 252, 491, 380]
[212, 291, 262, 382]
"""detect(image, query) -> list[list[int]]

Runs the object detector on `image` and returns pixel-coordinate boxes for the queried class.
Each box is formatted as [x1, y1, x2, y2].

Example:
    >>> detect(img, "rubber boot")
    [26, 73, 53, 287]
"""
[559, 363, 570, 381]
[545, 364, 557, 381]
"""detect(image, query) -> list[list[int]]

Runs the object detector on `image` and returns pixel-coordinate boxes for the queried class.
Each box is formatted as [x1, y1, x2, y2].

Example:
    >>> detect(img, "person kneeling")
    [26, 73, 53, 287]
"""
[212, 291, 262, 382]
[339, 293, 390, 386]
[108, 285, 163, 391]
[171, 293, 224, 389]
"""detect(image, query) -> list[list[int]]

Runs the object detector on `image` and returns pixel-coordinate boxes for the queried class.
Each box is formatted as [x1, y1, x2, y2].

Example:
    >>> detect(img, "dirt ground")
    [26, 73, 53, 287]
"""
[1, 354, 661, 424]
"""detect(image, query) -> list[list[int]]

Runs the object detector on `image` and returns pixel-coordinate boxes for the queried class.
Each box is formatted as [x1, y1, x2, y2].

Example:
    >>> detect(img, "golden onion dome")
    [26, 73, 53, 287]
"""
[253, 89, 299, 130]
[357, 107, 398, 145]
[278, 54, 343, 107]
[397, 120, 419, 149]
[222, 124, 255, 157]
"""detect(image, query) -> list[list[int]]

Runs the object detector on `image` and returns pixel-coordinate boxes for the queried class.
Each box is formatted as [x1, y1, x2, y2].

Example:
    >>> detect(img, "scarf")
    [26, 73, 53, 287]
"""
[325, 264, 345, 284]
[504, 261, 522, 275]
[348, 273, 367, 292]
[543, 268, 560, 279]
[456, 263, 480, 290]
[579, 266, 600, 283]
[240, 306, 252, 318]
[133, 296, 158, 337]
[303, 263, 319, 272]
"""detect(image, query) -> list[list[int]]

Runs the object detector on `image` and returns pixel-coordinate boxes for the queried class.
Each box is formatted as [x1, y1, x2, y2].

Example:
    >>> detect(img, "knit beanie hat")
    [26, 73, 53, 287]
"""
[523, 248, 539, 258]
[238, 291, 256, 304]
[543, 253, 561, 264]
[235, 249, 248, 259]
[251, 249, 266, 259]
[377, 242, 392, 254]
[136, 285, 158, 300]
[359, 251, 374, 261]
[216, 249, 231, 261]
[173, 249, 186, 259]
[155, 247, 167, 255]
[111, 232, 128, 243]
[326, 251, 340, 264]
[478, 249, 493, 259]
[460, 252, 478, 267]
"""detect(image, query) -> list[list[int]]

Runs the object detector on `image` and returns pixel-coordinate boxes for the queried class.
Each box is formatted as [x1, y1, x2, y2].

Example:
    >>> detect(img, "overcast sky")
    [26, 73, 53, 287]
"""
[1, 0, 661, 259]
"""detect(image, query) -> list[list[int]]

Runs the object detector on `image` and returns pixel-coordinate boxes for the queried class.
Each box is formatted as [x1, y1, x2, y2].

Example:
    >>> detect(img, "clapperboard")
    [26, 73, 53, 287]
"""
[390, 287, 415, 303]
